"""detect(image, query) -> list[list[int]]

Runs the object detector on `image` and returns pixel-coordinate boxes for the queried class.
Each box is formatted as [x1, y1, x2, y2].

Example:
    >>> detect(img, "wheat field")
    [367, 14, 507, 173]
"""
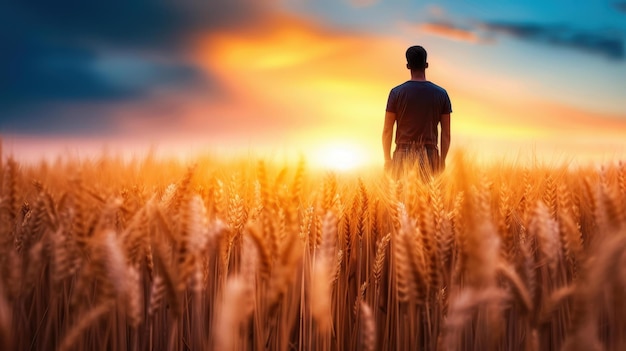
[0, 150, 625, 351]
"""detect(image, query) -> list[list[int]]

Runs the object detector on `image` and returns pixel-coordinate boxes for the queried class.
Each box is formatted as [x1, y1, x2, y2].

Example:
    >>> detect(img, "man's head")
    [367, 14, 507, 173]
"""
[406, 45, 428, 71]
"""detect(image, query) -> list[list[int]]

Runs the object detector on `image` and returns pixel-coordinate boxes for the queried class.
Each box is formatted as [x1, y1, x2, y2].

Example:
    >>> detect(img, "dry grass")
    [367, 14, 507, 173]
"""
[0, 150, 625, 351]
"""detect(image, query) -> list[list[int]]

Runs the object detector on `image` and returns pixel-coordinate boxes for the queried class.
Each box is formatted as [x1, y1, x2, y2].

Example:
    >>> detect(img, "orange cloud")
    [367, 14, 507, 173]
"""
[419, 22, 481, 43]
[188, 15, 409, 161]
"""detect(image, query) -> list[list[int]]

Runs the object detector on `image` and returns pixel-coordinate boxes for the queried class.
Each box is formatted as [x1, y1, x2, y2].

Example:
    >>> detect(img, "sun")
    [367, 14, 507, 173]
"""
[310, 142, 370, 172]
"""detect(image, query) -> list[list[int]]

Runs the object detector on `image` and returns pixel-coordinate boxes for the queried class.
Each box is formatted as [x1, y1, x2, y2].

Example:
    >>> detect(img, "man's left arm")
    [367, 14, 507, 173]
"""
[439, 113, 451, 170]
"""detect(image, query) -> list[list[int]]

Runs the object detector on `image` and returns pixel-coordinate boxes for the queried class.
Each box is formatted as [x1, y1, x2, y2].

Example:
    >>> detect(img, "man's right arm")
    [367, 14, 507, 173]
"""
[382, 111, 396, 169]
[440, 113, 451, 169]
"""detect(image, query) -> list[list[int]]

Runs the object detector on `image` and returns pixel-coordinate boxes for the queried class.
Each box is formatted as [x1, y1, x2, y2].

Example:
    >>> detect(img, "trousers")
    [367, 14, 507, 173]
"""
[391, 144, 440, 179]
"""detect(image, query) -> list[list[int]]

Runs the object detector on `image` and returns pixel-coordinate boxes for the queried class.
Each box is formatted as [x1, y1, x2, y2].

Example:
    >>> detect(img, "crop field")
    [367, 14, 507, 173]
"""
[0, 151, 625, 351]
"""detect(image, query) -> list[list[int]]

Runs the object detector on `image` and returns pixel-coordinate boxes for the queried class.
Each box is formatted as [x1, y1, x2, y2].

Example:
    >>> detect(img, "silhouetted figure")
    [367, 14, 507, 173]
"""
[382, 45, 452, 178]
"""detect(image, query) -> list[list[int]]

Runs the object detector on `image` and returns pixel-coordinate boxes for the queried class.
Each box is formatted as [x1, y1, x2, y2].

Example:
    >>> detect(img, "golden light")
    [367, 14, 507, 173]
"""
[191, 16, 405, 151]
[310, 142, 371, 172]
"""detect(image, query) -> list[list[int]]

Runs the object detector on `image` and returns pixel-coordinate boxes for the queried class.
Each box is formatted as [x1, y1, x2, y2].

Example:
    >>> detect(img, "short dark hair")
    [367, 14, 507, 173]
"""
[406, 46, 427, 70]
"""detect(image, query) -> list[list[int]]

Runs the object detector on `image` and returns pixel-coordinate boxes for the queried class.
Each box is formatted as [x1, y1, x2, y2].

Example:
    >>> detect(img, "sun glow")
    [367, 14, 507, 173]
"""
[310, 142, 371, 171]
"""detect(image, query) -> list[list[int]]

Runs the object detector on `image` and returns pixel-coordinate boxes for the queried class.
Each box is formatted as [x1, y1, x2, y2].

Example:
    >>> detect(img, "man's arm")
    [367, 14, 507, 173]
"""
[382, 111, 396, 168]
[440, 113, 451, 169]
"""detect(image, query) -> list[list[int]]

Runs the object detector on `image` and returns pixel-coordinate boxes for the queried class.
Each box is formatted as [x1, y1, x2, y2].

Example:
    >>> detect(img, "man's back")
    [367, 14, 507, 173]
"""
[386, 80, 451, 147]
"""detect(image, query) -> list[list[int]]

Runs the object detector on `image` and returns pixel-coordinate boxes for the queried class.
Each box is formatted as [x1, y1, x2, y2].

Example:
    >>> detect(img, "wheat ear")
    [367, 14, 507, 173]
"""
[359, 301, 376, 351]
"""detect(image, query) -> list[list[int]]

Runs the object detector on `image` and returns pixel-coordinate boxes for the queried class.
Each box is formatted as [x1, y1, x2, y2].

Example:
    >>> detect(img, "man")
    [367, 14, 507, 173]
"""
[382, 45, 452, 178]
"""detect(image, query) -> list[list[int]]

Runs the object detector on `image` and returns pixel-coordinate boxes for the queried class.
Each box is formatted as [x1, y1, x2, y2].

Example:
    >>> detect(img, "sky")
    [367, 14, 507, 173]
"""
[1, 0, 626, 169]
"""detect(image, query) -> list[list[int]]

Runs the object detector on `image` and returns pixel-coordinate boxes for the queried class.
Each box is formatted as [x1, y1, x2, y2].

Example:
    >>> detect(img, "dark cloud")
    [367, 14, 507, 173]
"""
[11, 0, 266, 50]
[478, 22, 624, 60]
[0, 0, 267, 134]
[615, 2, 626, 13]
[421, 13, 624, 61]
[2, 35, 137, 107]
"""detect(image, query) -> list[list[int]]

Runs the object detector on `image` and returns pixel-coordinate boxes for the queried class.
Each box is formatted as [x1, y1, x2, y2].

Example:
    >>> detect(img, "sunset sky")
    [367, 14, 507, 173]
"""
[2, 0, 626, 169]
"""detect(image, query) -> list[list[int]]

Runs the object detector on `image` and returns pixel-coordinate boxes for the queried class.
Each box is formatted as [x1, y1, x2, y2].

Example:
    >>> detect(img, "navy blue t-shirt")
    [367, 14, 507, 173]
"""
[386, 81, 452, 147]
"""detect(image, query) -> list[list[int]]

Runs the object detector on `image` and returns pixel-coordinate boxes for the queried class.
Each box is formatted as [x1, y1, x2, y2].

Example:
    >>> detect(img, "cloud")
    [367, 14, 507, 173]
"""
[615, 2, 626, 13]
[419, 22, 481, 43]
[188, 16, 401, 125]
[8, 0, 268, 50]
[347, 0, 379, 8]
[478, 22, 624, 60]
[0, 0, 272, 133]
[417, 11, 624, 61]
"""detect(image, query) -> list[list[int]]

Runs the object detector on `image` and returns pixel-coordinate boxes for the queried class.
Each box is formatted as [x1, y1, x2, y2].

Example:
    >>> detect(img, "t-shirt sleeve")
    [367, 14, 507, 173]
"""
[442, 91, 452, 114]
[386, 89, 397, 113]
